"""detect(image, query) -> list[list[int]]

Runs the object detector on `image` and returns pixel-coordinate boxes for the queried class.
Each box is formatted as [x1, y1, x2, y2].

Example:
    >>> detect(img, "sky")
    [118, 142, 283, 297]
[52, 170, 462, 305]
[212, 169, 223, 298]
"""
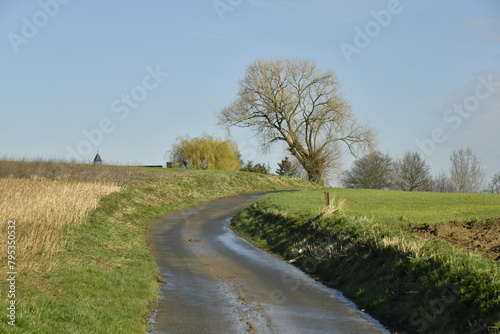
[1, 0, 499, 184]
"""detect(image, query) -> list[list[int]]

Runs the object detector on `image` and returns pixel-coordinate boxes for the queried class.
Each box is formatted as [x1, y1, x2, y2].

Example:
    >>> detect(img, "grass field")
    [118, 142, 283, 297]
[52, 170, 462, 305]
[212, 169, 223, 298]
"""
[0, 161, 316, 333]
[265, 188, 500, 225]
[231, 188, 500, 334]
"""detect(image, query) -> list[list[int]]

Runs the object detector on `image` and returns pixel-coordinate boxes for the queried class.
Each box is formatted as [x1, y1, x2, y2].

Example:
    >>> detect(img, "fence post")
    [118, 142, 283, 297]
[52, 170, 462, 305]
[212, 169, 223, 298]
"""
[324, 191, 330, 207]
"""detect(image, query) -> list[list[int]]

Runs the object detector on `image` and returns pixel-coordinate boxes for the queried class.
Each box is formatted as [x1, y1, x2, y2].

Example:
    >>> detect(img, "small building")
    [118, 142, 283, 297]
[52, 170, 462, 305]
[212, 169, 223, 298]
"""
[93, 153, 102, 165]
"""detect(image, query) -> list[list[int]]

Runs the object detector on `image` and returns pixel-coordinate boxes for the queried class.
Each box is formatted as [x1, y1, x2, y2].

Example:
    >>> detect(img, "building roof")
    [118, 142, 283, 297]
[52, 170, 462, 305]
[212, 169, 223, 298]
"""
[93, 153, 102, 163]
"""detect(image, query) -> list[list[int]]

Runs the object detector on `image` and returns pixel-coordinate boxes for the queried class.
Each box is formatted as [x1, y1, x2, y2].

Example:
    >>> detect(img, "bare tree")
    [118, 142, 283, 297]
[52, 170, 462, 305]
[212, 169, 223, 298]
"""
[217, 58, 376, 185]
[450, 147, 485, 193]
[340, 151, 393, 189]
[487, 172, 500, 194]
[433, 170, 454, 193]
[393, 151, 432, 191]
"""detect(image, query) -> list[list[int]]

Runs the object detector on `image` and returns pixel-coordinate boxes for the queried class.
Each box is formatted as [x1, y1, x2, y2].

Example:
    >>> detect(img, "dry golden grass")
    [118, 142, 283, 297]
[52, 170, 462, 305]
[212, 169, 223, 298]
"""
[379, 235, 423, 256]
[321, 194, 346, 216]
[0, 177, 121, 271]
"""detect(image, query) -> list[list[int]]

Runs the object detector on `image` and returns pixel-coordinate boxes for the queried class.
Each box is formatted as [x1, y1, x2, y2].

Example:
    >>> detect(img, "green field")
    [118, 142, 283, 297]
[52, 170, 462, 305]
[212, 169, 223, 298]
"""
[231, 188, 500, 334]
[262, 188, 500, 225]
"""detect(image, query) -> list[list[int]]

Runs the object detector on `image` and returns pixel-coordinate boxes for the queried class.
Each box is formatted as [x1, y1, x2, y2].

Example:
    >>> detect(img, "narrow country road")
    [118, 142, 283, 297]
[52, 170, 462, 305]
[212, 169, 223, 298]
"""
[148, 194, 389, 334]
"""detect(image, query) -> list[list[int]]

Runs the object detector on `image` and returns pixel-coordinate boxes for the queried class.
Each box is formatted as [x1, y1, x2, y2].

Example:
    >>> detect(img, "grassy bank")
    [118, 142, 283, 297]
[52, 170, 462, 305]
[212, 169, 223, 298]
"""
[230, 189, 500, 334]
[0, 161, 316, 333]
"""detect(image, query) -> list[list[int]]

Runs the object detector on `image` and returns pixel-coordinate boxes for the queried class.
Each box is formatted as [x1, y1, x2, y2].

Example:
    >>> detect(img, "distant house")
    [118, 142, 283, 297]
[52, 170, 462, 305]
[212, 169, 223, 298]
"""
[93, 153, 102, 165]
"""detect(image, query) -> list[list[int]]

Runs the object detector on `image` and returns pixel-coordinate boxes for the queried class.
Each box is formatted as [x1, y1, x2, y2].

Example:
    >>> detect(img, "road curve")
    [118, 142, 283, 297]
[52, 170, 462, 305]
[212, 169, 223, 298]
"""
[148, 194, 389, 334]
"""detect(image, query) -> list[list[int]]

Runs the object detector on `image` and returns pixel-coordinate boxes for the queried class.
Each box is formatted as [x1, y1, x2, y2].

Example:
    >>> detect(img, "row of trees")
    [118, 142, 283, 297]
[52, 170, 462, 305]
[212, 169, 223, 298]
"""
[168, 134, 498, 194]
[240, 160, 270, 174]
[341, 148, 497, 194]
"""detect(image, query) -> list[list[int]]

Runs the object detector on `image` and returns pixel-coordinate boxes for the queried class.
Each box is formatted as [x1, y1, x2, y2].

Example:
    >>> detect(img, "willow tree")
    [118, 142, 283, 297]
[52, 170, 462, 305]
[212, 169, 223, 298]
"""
[170, 134, 240, 170]
[217, 58, 375, 184]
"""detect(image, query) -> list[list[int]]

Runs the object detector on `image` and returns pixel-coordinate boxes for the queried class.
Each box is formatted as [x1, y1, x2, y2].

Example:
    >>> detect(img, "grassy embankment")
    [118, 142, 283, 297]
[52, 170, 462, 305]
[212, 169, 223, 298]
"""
[231, 188, 500, 334]
[0, 160, 316, 333]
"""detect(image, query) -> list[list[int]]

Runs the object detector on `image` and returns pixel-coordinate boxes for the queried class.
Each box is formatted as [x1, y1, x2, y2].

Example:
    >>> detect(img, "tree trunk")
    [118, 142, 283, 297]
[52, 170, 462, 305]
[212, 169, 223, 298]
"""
[307, 170, 324, 186]
[303, 158, 325, 186]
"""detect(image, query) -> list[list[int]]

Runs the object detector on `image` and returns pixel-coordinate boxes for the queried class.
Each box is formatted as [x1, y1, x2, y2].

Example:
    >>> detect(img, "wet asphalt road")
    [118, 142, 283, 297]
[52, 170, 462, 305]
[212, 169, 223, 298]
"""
[148, 194, 389, 334]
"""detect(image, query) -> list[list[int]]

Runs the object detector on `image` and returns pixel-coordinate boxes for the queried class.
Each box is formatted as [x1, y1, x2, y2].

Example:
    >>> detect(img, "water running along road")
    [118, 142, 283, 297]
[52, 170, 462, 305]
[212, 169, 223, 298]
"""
[148, 194, 389, 334]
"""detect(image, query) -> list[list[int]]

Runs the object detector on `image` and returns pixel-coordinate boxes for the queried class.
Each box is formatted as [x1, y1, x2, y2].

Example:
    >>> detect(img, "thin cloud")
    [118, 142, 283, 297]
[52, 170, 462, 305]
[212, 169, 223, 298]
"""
[455, 15, 500, 45]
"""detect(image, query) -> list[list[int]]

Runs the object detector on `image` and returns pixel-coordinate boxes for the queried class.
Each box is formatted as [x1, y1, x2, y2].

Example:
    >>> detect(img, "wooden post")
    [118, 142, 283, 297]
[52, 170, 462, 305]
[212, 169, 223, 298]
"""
[324, 191, 330, 207]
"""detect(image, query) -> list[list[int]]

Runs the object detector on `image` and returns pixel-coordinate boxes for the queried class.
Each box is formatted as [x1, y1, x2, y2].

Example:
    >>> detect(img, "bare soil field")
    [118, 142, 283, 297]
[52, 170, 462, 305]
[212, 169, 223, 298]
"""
[405, 219, 500, 261]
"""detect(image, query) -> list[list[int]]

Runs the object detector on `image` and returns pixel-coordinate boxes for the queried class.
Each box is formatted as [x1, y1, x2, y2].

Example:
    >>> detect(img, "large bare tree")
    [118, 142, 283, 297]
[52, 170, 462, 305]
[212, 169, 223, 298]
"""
[217, 58, 375, 184]
[450, 147, 485, 193]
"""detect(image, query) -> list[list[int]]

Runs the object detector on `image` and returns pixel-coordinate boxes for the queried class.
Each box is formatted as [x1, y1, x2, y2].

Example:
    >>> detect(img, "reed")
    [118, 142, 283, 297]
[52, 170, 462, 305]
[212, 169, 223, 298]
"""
[0, 178, 121, 271]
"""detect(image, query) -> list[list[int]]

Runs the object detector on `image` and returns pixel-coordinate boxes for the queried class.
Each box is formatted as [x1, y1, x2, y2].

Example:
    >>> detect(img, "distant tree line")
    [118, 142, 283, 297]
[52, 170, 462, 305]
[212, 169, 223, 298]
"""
[239, 160, 270, 174]
[167, 136, 496, 195]
[340, 147, 496, 194]
[488, 172, 500, 194]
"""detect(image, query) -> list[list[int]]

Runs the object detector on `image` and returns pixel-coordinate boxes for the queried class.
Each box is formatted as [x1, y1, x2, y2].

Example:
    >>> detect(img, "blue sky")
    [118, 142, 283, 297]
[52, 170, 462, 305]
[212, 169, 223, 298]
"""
[1, 0, 499, 182]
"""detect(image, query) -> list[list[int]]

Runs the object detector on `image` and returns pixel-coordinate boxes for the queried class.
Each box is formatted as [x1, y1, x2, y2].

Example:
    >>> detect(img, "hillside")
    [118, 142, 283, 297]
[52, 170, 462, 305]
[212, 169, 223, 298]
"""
[0, 161, 317, 333]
